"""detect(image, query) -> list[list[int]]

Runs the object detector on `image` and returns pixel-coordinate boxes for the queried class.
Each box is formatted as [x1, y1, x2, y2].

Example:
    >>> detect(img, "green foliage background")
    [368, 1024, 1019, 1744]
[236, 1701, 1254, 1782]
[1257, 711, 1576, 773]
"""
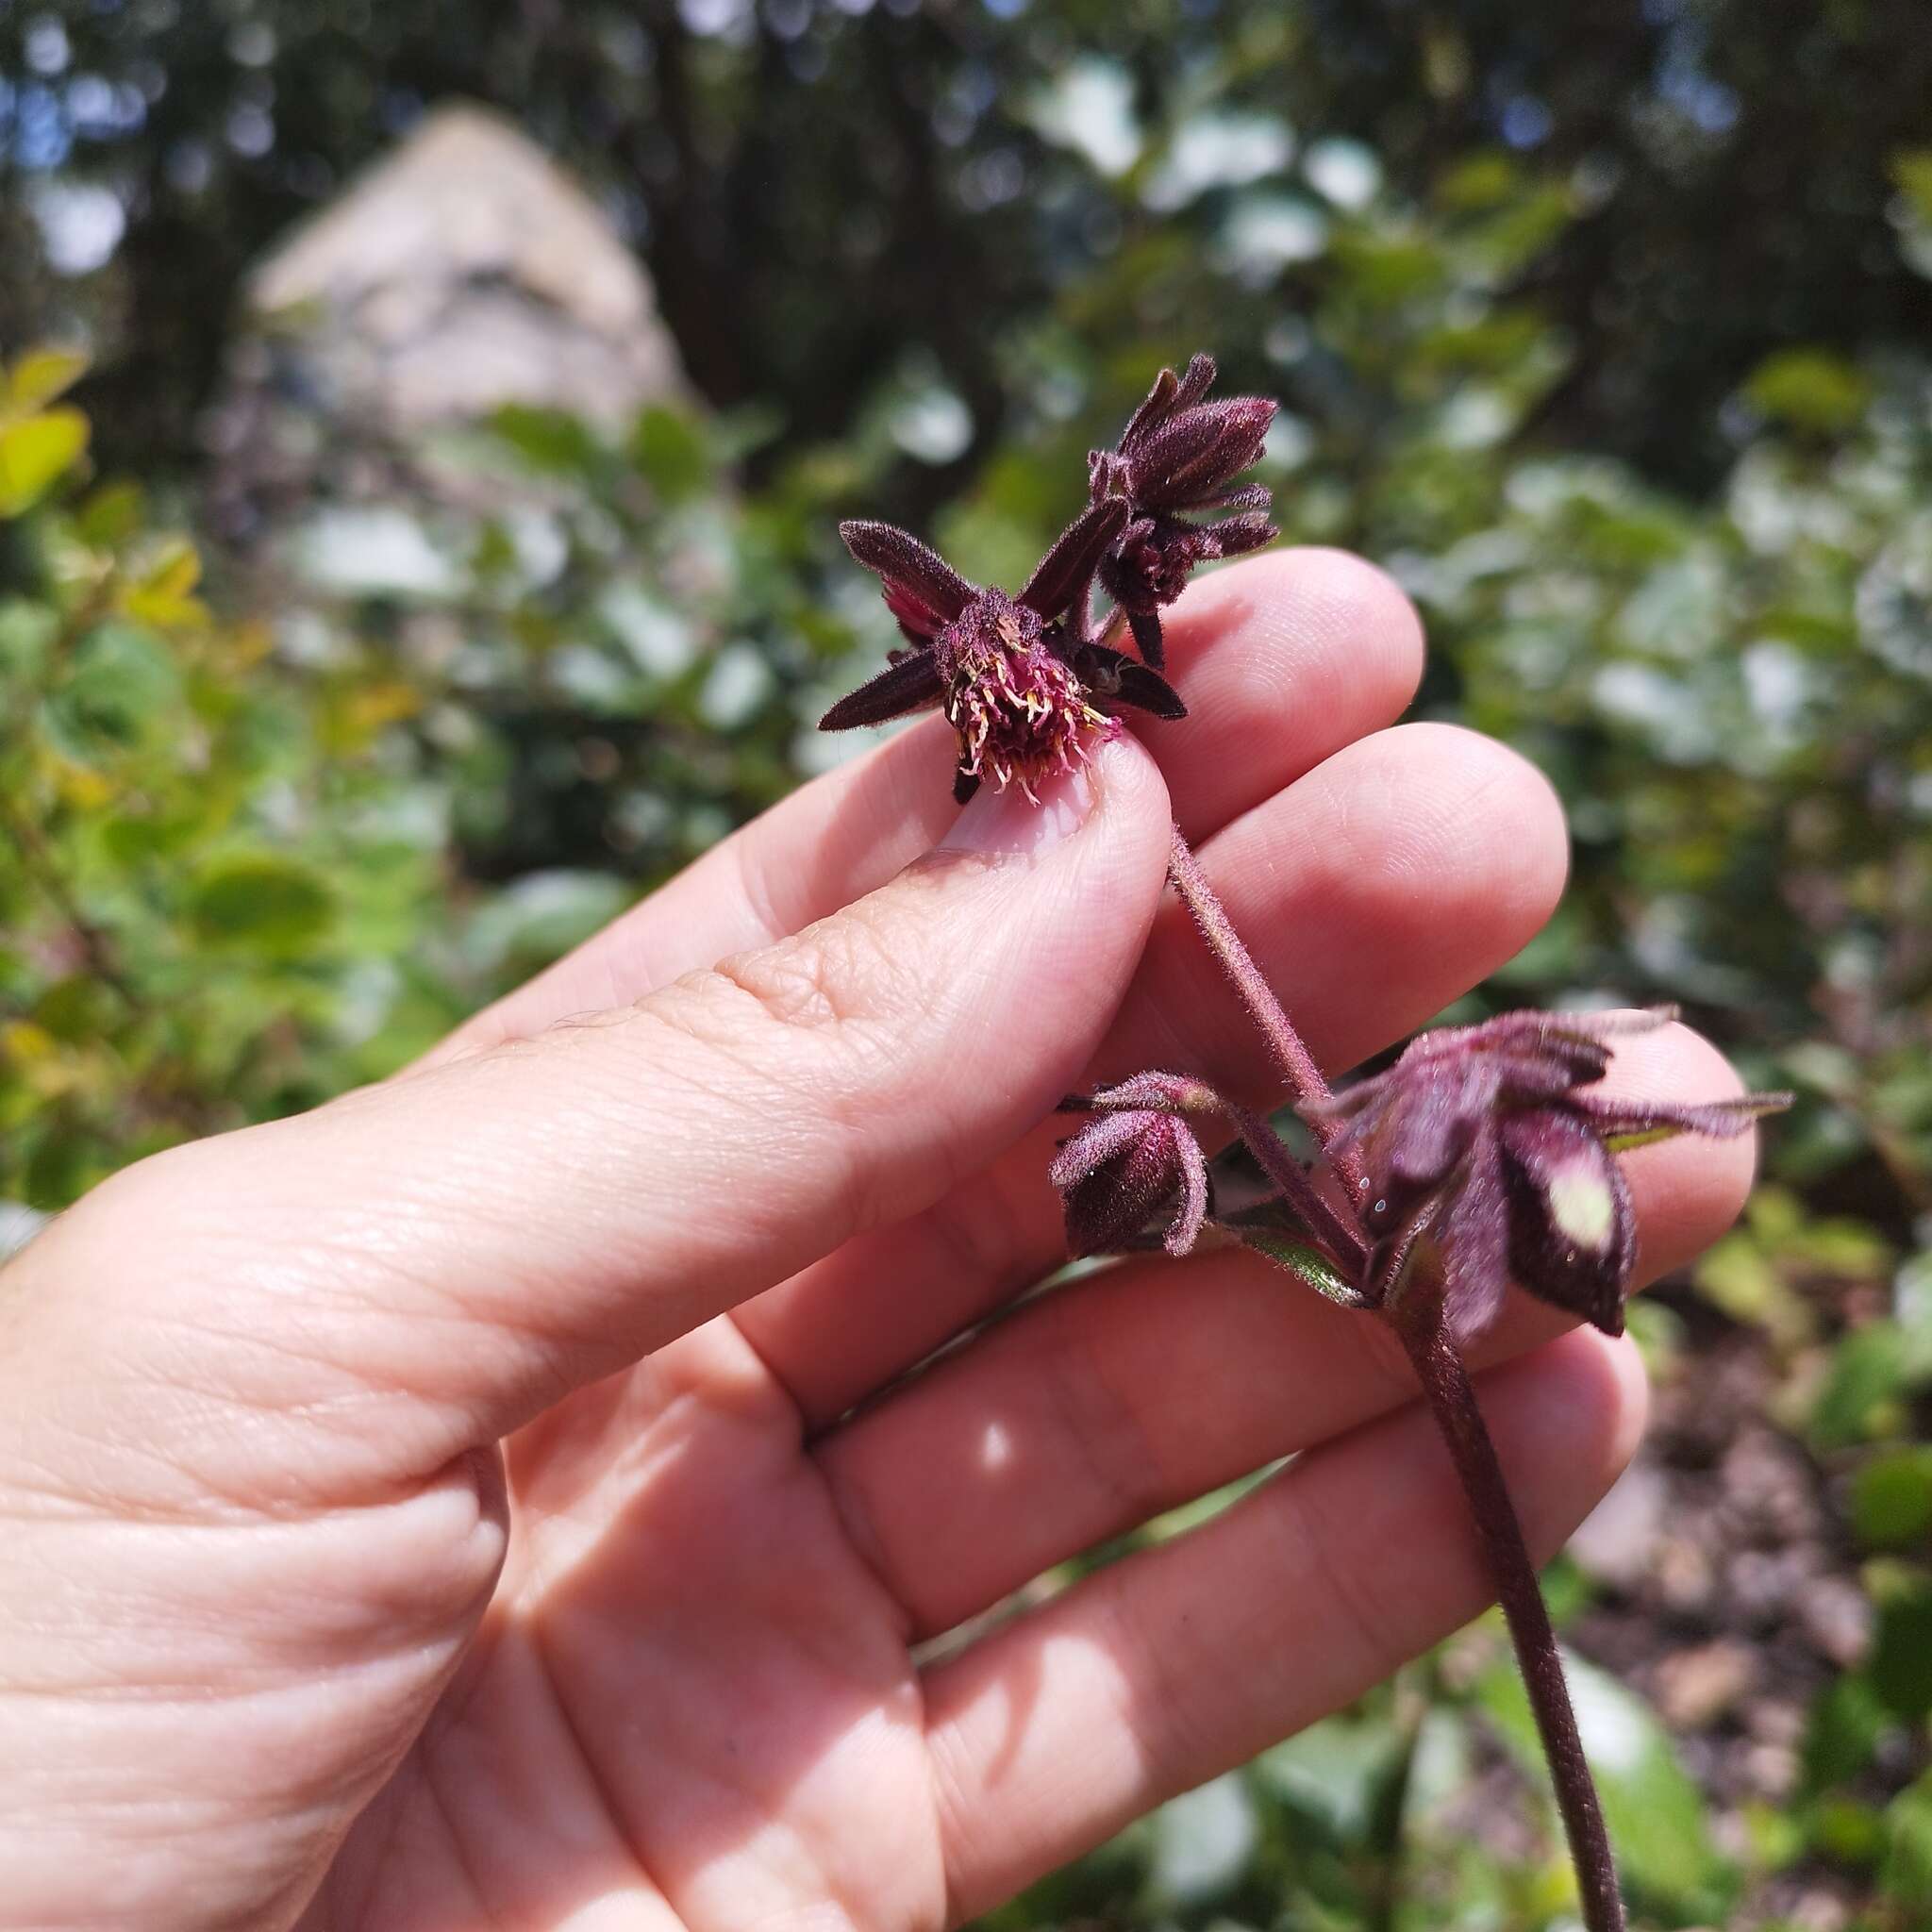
[3, 5, 1931, 1926]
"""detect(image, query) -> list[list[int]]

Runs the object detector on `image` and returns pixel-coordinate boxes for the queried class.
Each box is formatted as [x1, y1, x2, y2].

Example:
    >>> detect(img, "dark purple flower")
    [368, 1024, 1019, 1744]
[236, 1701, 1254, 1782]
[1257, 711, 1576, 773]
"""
[822, 500, 1188, 803]
[1051, 1074, 1215, 1259]
[1311, 1009, 1790, 1343]
[1089, 353, 1279, 669]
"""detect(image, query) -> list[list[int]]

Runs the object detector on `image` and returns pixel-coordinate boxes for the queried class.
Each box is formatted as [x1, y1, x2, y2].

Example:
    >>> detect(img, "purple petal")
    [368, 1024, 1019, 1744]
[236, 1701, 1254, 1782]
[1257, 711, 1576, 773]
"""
[818, 652, 943, 732]
[1049, 1108, 1150, 1187]
[1202, 483, 1274, 512]
[1134, 399, 1276, 508]
[1075, 643, 1188, 721]
[1201, 513, 1277, 560]
[1498, 1107, 1637, 1335]
[1127, 608, 1167, 670]
[1166, 1125, 1211, 1256]
[1018, 497, 1129, 621]
[1172, 353, 1219, 411]
[840, 520, 974, 625]
[1116, 365, 1181, 454]
[1439, 1131, 1513, 1344]
[1570, 1091, 1792, 1149]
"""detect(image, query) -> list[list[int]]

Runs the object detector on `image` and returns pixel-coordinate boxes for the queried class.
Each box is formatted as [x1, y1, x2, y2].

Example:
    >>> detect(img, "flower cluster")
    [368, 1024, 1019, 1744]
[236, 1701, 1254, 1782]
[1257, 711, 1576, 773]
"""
[836, 346, 1790, 1932]
[1311, 1009, 1785, 1342]
[819, 356, 1275, 802]
[1088, 353, 1278, 669]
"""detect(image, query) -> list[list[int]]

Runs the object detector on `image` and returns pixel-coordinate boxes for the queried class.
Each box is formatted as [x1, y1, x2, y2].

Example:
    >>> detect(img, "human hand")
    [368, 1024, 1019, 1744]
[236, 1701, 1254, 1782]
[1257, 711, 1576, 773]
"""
[0, 549, 1757, 1931]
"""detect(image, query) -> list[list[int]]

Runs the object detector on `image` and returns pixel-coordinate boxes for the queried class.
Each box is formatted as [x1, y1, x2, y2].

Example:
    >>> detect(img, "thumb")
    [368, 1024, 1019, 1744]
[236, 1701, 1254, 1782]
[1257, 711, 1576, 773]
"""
[17, 734, 1173, 1489]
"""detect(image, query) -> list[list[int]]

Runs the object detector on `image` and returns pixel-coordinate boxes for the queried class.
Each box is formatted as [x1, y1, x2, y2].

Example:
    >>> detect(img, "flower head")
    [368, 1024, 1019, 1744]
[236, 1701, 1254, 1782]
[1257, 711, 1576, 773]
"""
[1089, 353, 1278, 668]
[822, 500, 1187, 802]
[1050, 1073, 1217, 1258]
[1312, 1009, 1790, 1343]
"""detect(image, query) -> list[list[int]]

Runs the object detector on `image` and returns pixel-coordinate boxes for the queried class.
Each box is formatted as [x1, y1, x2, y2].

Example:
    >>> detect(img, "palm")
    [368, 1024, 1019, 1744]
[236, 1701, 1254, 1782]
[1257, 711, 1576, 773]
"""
[301, 555, 1749, 1929]
[6, 554, 1753, 1932]
[331, 1321, 941, 1927]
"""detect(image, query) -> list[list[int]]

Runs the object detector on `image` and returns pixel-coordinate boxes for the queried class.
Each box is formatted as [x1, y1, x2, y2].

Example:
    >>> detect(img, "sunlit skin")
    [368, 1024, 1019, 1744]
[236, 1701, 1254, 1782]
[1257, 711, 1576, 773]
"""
[0, 548, 1759, 1931]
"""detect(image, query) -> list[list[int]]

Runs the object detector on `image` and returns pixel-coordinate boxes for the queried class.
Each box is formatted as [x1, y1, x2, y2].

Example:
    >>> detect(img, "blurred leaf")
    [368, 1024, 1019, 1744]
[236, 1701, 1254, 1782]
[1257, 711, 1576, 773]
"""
[43, 623, 185, 758]
[629, 407, 711, 504]
[1146, 1774, 1257, 1905]
[4, 347, 88, 414]
[1802, 1673, 1893, 1793]
[1256, 1713, 1406, 1841]
[1851, 1446, 1932, 1550]
[190, 856, 337, 958]
[1744, 350, 1873, 433]
[1809, 1322, 1931, 1451]
[1893, 150, 1932, 225]
[1868, 1572, 1932, 1725]
[492, 405, 607, 481]
[1477, 1648, 1731, 1916]
[1882, 1772, 1932, 1910]
[0, 408, 90, 516]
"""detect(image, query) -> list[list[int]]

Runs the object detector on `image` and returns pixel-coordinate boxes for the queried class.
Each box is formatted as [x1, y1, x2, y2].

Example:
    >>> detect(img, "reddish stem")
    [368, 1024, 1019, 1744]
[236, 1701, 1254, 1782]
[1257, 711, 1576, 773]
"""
[1392, 1299, 1627, 1932]
[1166, 825, 1370, 1204]
[1223, 1099, 1369, 1274]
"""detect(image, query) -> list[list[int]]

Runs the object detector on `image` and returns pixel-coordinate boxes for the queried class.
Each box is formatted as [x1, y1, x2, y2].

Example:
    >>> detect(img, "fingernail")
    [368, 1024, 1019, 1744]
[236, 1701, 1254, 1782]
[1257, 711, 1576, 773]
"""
[938, 742, 1106, 857]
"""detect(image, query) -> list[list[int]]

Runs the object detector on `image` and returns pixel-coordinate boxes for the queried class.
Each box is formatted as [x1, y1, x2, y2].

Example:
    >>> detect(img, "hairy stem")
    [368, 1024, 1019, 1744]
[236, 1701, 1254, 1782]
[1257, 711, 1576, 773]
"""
[1392, 1300, 1626, 1932]
[1223, 1099, 1369, 1274]
[1166, 825, 1369, 1202]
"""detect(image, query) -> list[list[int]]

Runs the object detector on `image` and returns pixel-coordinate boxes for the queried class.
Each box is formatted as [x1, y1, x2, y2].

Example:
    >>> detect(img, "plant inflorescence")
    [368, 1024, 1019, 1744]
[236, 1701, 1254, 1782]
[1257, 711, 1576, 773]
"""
[820, 353, 1791, 1932]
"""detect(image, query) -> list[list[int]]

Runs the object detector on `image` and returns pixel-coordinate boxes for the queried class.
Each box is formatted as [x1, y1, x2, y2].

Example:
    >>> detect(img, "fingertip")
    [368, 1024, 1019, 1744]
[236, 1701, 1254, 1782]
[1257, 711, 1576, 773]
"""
[1602, 1019, 1759, 1285]
[1149, 546, 1427, 833]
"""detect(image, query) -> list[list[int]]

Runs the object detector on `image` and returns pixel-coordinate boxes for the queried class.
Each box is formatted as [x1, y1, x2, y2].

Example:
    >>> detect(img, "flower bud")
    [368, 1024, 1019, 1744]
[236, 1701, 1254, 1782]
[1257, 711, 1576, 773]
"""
[1050, 1107, 1212, 1259]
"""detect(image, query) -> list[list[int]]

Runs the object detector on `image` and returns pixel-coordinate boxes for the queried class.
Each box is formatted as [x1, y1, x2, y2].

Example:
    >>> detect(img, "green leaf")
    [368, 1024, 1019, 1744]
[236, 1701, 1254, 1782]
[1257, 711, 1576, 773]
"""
[1257, 1712, 1407, 1841]
[1892, 149, 1932, 225]
[630, 405, 713, 504]
[1235, 1228, 1364, 1306]
[1476, 1647, 1732, 1917]
[5, 346, 88, 414]
[1809, 1321, 1926, 1451]
[1882, 1772, 1932, 1910]
[42, 622, 185, 758]
[1868, 1573, 1932, 1725]
[1802, 1672, 1893, 1793]
[0, 408, 90, 516]
[190, 856, 337, 958]
[1851, 1446, 1932, 1550]
[1743, 349, 1873, 433]
[491, 404, 607, 480]
[1146, 1774, 1257, 1904]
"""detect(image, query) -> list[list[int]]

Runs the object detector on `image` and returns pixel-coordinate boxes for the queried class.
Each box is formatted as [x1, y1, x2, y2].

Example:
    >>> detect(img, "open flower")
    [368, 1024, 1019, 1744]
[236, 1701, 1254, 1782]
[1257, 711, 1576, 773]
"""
[1051, 1074, 1217, 1258]
[1088, 353, 1278, 668]
[821, 501, 1187, 802]
[1311, 1009, 1790, 1343]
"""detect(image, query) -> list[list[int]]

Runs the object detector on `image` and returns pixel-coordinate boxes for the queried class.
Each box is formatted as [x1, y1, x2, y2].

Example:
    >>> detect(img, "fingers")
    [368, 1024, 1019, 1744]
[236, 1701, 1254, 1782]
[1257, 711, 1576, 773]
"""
[435, 546, 1424, 1060]
[1131, 546, 1425, 840]
[923, 1328, 1649, 1924]
[19, 738, 1173, 1492]
[817, 1018, 1753, 1636]
[739, 721, 1571, 1423]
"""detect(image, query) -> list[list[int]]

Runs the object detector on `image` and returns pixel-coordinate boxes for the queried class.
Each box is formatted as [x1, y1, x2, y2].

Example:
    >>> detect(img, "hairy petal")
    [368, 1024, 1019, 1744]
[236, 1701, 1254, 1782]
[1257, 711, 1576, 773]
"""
[1019, 498, 1129, 622]
[840, 519, 974, 624]
[1570, 1091, 1793, 1151]
[1498, 1107, 1638, 1336]
[1074, 643, 1188, 722]
[1437, 1131, 1513, 1344]
[818, 652, 944, 731]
